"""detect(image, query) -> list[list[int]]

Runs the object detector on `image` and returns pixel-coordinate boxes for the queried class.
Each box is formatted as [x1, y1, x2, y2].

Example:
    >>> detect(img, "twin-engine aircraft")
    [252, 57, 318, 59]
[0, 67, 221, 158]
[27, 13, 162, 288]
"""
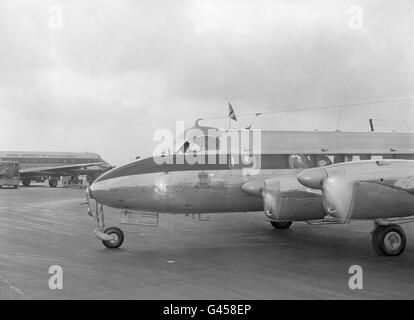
[85, 123, 414, 256]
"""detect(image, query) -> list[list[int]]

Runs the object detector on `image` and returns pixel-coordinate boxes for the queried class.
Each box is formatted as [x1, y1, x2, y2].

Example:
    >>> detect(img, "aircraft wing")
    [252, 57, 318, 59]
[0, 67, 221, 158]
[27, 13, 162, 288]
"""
[242, 175, 320, 197]
[297, 160, 414, 222]
[20, 162, 108, 177]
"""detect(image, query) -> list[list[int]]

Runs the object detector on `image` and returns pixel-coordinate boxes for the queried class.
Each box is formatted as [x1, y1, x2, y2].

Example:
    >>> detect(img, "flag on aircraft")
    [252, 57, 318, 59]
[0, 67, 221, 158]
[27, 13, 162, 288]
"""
[228, 103, 237, 121]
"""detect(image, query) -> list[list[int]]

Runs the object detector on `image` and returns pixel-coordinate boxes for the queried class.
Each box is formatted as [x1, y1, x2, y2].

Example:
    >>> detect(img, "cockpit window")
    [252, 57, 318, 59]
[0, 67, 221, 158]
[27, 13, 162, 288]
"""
[193, 135, 220, 152]
[177, 135, 221, 154]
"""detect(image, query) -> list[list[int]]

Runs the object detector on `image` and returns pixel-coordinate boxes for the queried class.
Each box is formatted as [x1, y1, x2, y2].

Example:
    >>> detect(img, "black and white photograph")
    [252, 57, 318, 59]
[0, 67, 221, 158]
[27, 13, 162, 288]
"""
[0, 0, 413, 305]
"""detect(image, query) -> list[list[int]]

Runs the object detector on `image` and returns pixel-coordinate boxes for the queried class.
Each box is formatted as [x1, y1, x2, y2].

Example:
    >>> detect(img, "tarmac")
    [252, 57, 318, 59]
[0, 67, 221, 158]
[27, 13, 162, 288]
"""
[0, 183, 413, 299]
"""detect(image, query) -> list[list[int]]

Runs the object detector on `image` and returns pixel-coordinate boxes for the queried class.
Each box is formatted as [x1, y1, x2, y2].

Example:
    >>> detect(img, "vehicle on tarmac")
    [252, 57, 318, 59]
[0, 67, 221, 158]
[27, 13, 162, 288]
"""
[0, 161, 20, 189]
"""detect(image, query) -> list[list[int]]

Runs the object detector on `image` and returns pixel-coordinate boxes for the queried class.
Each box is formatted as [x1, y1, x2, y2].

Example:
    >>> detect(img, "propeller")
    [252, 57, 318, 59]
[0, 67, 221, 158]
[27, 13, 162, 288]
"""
[297, 167, 354, 222]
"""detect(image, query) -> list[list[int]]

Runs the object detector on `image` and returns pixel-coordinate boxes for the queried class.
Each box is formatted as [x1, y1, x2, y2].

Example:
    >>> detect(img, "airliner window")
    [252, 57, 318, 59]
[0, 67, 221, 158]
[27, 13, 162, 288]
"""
[205, 136, 220, 151]
[191, 136, 206, 152]
[315, 155, 332, 167]
[177, 136, 220, 154]
[192, 136, 220, 152]
[288, 154, 314, 169]
[176, 141, 190, 154]
[333, 155, 353, 163]
[229, 154, 254, 169]
[189, 142, 201, 153]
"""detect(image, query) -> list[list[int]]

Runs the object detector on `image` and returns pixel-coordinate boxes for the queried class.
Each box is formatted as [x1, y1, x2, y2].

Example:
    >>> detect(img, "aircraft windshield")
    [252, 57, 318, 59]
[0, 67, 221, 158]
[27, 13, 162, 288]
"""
[176, 135, 220, 154]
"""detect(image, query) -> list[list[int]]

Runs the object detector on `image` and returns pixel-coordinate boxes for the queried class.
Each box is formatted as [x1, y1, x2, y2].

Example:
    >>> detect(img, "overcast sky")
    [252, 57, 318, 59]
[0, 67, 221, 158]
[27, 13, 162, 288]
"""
[0, 0, 413, 165]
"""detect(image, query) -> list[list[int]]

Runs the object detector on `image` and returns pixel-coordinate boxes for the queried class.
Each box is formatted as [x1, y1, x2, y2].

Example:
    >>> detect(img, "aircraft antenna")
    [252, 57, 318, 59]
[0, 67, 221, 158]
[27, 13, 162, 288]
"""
[369, 119, 374, 132]
[198, 97, 414, 121]
[195, 118, 203, 127]
[335, 106, 342, 131]
[368, 118, 384, 132]
[246, 113, 263, 129]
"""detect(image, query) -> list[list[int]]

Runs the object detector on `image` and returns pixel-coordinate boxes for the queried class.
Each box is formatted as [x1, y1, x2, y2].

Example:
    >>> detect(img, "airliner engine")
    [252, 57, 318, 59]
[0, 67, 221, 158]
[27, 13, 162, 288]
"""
[297, 160, 414, 221]
[241, 176, 325, 222]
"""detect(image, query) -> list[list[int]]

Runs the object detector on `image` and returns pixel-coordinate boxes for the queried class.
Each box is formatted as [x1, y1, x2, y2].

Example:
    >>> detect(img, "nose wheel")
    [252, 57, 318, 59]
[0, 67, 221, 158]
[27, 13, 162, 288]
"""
[372, 225, 406, 256]
[102, 227, 124, 249]
[85, 190, 125, 249]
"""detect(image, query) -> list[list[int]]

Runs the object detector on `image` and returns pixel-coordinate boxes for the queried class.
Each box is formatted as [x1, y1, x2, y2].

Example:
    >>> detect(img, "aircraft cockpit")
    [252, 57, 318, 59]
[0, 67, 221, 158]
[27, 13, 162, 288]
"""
[174, 124, 223, 155]
[176, 136, 221, 154]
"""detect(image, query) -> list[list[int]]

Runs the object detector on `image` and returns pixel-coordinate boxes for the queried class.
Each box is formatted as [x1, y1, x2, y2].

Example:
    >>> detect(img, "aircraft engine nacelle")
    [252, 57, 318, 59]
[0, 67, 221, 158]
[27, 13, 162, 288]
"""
[297, 161, 414, 222]
[242, 178, 325, 222]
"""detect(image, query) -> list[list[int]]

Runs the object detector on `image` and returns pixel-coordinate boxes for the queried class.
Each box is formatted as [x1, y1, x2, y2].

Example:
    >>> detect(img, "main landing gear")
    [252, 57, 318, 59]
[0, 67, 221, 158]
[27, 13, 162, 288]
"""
[48, 178, 58, 188]
[271, 217, 410, 256]
[270, 221, 293, 229]
[372, 224, 406, 256]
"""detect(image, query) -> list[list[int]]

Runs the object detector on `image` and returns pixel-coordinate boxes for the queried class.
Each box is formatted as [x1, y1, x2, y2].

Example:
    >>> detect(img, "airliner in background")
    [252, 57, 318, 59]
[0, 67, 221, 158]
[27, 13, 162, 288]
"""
[0, 151, 112, 187]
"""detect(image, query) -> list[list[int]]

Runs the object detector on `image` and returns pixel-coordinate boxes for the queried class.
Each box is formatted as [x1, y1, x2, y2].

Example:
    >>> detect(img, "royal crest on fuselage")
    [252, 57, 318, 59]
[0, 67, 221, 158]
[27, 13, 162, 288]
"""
[197, 171, 212, 189]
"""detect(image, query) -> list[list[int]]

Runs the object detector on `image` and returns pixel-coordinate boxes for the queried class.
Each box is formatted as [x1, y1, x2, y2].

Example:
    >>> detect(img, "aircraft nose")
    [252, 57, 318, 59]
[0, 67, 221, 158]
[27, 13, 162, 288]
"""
[297, 167, 327, 189]
[89, 180, 101, 194]
[87, 179, 110, 206]
[86, 185, 95, 200]
[87, 184, 96, 201]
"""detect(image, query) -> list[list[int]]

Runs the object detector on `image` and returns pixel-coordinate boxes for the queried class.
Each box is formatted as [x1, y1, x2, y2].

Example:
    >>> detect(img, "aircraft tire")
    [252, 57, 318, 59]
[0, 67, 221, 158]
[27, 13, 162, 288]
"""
[372, 225, 406, 256]
[102, 227, 124, 249]
[22, 179, 31, 187]
[270, 221, 293, 229]
[49, 179, 58, 188]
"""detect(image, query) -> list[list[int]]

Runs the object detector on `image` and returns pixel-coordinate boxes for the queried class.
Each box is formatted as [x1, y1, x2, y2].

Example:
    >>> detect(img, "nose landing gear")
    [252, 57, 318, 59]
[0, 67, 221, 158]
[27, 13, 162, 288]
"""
[85, 187, 125, 249]
[102, 227, 124, 249]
